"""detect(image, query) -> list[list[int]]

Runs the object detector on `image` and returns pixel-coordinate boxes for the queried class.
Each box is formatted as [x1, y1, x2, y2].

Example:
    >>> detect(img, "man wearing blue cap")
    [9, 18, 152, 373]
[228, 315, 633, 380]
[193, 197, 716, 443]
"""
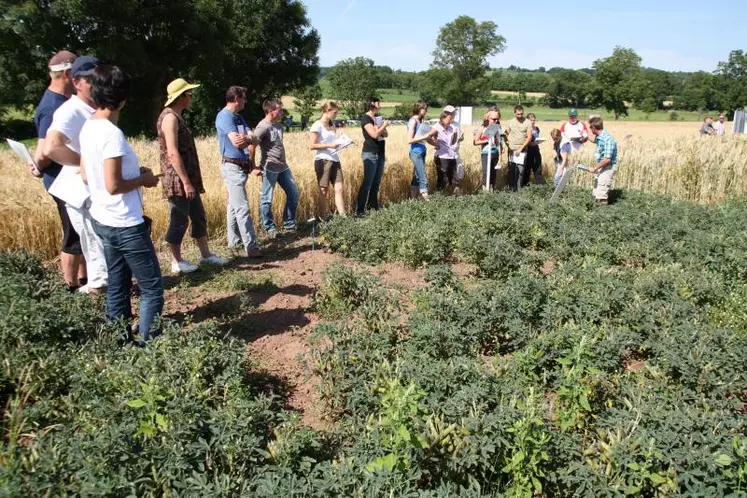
[45, 55, 108, 294]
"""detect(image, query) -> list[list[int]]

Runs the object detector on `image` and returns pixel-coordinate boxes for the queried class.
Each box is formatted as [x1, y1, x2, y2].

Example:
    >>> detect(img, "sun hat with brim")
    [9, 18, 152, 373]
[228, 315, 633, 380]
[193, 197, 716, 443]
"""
[165, 78, 200, 107]
[568, 108, 579, 116]
[443, 105, 457, 114]
[48, 50, 77, 71]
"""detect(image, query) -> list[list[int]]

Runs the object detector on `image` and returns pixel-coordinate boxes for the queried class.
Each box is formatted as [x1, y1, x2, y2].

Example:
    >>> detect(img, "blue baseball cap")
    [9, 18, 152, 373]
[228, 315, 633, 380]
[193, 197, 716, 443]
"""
[71, 56, 101, 78]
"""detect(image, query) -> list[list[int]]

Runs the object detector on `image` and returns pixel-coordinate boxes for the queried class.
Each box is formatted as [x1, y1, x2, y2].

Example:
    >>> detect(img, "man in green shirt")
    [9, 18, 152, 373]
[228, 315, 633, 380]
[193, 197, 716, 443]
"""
[504, 104, 534, 191]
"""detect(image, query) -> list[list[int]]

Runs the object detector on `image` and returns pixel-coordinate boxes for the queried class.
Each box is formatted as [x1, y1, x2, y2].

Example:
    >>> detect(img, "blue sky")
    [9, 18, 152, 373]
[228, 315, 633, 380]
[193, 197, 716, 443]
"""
[302, 0, 744, 72]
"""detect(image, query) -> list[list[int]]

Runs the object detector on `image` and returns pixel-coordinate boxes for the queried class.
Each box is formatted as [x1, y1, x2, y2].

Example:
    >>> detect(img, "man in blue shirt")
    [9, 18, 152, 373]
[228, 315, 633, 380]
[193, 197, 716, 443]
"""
[588, 116, 618, 206]
[215, 85, 262, 258]
[31, 49, 85, 289]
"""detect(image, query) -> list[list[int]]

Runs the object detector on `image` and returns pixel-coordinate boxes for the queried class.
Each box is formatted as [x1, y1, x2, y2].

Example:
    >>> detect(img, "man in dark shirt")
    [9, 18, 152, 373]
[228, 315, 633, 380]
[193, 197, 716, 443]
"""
[31, 49, 85, 289]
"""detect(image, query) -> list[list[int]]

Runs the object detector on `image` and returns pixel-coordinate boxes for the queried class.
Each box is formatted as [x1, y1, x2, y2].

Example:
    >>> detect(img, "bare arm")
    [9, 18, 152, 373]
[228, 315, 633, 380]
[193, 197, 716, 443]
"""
[309, 129, 338, 150]
[590, 157, 611, 173]
[80, 156, 88, 184]
[44, 130, 80, 166]
[473, 126, 488, 146]
[363, 120, 388, 139]
[33, 138, 52, 171]
[104, 157, 158, 195]
[518, 127, 533, 153]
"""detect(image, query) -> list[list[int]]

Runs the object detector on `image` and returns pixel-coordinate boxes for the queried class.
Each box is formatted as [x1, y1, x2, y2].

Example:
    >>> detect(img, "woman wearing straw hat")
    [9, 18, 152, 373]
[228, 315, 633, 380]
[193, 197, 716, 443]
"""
[157, 78, 227, 274]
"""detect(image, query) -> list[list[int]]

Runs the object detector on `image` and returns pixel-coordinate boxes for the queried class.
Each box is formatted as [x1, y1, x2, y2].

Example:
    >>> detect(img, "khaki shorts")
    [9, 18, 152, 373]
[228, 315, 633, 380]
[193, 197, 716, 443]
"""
[314, 159, 343, 188]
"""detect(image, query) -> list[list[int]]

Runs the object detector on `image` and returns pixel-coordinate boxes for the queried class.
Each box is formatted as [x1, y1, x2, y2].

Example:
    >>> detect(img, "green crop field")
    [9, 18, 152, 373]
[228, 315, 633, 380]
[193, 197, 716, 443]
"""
[3, 187, 746, 495]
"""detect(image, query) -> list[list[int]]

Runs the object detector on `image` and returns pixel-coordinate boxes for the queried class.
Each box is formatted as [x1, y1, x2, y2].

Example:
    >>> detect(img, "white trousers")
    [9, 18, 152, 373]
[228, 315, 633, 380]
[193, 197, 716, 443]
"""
[66, 199, 108, 288]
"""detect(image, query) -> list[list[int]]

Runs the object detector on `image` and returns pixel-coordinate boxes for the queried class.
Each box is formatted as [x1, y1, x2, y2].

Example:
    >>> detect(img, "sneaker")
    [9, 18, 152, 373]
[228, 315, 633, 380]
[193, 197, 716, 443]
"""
[284, 225, 298, 233]
[266, 229, 282, 240]
[77, 284, 90, 294]
[200, 254, 228, 266]
[171, 260, 199, 275]
[246, 248, 263, 259]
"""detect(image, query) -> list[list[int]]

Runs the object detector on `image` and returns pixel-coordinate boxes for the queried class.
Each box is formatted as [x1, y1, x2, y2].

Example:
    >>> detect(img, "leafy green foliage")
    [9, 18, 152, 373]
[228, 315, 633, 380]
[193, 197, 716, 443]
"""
[316, 187, 747, 495]
[327, 57, 380, 119]
[0, 0, 319, 136]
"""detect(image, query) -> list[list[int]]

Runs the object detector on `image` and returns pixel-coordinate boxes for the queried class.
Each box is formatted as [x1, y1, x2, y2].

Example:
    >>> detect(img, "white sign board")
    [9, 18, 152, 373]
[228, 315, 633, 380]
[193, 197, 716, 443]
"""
[454, 107, 473, 127]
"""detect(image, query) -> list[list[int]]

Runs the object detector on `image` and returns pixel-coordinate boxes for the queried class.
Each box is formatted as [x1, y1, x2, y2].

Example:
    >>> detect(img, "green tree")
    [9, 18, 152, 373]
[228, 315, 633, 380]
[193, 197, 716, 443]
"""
[588, 47, 643, 119]
[327, 57, 379, 119]
[0, 0, 319, 136]
[717, 49, 747, 112]
[675, 71, 721, 111]
[546, 70, 591, 108]
[430, 15, 506, 104]
[293, 84, 323, 127]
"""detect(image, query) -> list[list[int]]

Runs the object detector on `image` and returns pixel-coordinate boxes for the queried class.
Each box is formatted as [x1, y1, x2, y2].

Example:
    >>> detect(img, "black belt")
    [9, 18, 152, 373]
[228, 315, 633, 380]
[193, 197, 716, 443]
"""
[222, 157, 250, 167]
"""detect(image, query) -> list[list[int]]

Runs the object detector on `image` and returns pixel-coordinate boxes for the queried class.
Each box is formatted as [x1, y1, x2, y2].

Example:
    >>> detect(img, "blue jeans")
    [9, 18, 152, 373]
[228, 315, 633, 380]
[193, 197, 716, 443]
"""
[357, 151, 386, 215]
[260, 168, 299, 232]
[92, 219, 164, 343]
[409, 149, 428, 192]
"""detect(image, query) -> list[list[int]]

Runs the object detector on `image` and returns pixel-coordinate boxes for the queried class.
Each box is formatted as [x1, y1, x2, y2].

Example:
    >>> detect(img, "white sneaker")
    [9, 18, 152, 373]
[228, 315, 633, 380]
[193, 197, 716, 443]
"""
[77, 284, 90, 293]
[171, 260, 199, 275]
[200, 254, 228, 266]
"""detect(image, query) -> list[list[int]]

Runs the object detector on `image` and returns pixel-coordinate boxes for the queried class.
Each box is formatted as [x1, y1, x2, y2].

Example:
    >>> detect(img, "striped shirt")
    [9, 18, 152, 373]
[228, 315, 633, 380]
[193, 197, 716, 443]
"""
[594, 130, 618, 169]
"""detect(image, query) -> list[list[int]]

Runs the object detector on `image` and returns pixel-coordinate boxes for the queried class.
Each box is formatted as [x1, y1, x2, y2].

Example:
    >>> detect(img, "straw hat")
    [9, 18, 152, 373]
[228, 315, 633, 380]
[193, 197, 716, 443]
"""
[164, 78, 200, 107]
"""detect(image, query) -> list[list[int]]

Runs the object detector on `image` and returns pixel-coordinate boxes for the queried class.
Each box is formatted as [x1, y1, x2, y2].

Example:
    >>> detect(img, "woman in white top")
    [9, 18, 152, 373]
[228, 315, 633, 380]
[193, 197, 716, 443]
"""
[308, 101, 346, 219]
[79, 65, 163, 344]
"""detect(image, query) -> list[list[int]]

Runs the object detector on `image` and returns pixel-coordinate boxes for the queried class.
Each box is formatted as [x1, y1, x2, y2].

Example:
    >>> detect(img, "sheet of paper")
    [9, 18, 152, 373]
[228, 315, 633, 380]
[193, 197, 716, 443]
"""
[576, 164, 590, 171]
[373, 116, 385, 141]
[6, 139, 39, 173]
[415, 124, 432, 139]
[550, 167, 574, 203]
[512, 152, 527, 165]
[532, 137, 547, 144]
[48, 166, 90, 208]
[334, 135, 354, 152]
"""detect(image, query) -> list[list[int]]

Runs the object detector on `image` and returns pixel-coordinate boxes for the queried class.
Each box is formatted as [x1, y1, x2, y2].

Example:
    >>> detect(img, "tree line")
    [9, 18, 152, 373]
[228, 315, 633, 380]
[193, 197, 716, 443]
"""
[1, 6, 744, 136]
[313, 16, 746, 120]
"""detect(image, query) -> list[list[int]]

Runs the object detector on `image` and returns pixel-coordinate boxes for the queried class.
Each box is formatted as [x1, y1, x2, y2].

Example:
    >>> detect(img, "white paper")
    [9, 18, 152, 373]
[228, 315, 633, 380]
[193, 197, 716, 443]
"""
[532, 137, 547, 144]
[6, 139, 39, 173]
[48, 166, 90, 208]
[334, 135, 354, 152]
[374, 116, 385, 142]
[550, 167, 574, 203]
[415, 124, 432, 139]
[576, 164, 590, 171]
[512, 152, 527, 165]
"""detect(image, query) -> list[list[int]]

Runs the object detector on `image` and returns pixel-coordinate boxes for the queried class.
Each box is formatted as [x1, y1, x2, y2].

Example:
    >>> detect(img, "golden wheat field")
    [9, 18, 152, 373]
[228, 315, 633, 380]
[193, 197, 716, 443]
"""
[1, 121, 746, 259]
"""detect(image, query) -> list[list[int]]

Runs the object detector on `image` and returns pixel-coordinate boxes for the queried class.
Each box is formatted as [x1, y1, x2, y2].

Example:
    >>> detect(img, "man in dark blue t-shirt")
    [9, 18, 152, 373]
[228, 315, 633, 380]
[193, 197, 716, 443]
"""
[31, 49, 85, 289]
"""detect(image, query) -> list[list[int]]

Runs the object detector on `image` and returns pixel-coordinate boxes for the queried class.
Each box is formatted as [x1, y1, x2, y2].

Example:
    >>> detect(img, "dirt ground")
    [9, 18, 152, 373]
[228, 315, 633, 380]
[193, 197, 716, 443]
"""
[157, 233, 426, 430]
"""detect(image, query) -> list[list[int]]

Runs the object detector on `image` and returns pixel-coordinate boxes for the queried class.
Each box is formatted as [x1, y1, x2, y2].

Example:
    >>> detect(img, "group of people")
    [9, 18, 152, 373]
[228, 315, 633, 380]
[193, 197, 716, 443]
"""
[404, 103, 617, 204]
[700, 113, 728, 136]
[28, 50, 617, 343]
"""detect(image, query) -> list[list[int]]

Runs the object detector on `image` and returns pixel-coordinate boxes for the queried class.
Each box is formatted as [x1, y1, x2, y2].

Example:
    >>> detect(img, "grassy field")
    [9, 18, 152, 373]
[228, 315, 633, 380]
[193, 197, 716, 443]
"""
[293, 83, 708, 122]
[1, 121, 745, 259]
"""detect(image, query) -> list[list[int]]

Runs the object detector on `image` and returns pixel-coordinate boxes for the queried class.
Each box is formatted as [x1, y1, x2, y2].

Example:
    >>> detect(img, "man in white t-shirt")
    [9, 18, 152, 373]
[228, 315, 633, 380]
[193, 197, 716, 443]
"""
[558, 108, 589, 171]
[45, 56, 107, 294]
[713, 113, 726, 136]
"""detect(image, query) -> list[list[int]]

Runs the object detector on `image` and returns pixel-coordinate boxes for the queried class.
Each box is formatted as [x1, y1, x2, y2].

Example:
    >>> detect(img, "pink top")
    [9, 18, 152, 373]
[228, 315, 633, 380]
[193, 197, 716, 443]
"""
[433, 122, 458, 159]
